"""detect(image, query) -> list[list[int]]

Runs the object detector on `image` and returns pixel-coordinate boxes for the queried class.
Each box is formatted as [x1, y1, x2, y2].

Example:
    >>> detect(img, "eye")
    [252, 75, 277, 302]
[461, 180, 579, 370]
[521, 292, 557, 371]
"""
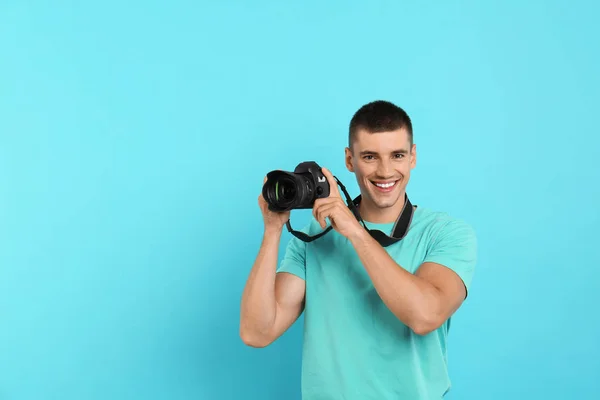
[394, 153, 404, 159]
[363, 155, 374, 160]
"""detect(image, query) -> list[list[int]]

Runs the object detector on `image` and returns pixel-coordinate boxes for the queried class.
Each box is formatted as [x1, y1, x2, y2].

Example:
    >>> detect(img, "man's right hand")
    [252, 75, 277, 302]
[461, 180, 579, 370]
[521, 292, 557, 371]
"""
[258, 176, 290, 231]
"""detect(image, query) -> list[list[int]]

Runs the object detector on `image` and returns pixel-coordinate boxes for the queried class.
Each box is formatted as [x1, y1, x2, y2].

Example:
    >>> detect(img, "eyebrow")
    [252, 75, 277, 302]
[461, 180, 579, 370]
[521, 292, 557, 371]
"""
[359, 149, 408, 156]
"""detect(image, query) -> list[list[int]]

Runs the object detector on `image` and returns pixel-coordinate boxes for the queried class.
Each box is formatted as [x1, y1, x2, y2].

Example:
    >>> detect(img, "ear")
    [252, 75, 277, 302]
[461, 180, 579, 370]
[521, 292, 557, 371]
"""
[344, 147, 354, 172]
[410, 144, 417, 169]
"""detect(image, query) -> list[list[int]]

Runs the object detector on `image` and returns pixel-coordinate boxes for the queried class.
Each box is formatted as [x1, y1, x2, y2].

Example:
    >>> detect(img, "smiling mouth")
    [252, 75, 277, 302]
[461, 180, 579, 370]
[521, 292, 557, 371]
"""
[370, 180, 399, 192]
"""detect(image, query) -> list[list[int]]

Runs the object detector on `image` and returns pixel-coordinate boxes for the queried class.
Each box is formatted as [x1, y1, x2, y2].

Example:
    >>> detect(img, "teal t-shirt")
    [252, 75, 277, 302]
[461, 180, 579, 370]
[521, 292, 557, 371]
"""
[276, 206, 477, 400]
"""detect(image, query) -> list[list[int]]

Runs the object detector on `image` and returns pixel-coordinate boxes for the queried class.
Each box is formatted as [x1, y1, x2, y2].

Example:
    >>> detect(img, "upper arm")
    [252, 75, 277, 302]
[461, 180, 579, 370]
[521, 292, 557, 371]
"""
[415, 262, 467, 323]
[268, 232, 308, 341]
[415, 218, 478, 324]
[269, 272, 306, 339]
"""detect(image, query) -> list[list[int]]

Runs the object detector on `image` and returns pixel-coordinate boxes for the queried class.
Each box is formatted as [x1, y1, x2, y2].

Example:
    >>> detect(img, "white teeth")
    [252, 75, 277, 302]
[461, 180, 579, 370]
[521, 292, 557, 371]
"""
[374, 181, 396, 188]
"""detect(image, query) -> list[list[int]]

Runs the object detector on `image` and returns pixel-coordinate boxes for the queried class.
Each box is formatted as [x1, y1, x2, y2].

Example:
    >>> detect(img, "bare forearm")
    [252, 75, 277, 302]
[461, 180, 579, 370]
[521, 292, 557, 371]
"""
[240, 227, 282, 339]
[349, 230, 443, 334]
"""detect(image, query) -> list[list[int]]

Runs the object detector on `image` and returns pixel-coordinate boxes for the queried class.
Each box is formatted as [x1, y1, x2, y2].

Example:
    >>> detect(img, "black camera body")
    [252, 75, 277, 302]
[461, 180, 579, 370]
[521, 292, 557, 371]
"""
[262, 161, 331, 212]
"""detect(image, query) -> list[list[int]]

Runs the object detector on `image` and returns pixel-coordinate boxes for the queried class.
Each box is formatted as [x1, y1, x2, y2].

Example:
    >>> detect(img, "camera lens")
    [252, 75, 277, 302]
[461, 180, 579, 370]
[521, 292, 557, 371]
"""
[263, 169, 317, 211]
[264, 173, 301, 211]
[276, 177, 296, 202]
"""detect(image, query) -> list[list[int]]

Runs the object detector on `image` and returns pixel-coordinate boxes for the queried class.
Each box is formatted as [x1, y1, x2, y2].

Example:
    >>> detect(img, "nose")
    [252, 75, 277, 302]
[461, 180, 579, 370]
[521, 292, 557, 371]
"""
[377, 159, 393, 177]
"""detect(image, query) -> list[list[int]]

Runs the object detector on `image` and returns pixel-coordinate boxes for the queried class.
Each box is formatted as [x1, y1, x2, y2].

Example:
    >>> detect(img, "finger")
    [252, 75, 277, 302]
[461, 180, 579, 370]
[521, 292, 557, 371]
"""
[320, 167, 341, 198]
[313, 197, 337, 208]
[315, 205, 329, 229]
[312, 197, 337, 221]
[313, 201, 326, 227]
[315, 203, 337, 229]
[260, 177, 268, 201]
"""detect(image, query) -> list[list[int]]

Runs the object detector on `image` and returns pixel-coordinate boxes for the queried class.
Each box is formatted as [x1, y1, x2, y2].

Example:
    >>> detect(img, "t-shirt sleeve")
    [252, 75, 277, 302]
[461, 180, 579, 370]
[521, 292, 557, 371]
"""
[423, 218, 478, 294]
[276, 233, 307, 281]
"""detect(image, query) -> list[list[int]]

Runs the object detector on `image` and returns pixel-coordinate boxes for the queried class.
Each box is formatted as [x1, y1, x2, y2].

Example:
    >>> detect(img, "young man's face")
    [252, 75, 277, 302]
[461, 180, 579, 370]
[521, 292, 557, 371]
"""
[345, 127, 416, 215]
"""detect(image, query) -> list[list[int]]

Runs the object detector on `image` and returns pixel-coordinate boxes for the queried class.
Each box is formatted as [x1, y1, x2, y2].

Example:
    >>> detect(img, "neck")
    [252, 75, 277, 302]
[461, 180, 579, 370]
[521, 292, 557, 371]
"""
[357, 192, 408, 224]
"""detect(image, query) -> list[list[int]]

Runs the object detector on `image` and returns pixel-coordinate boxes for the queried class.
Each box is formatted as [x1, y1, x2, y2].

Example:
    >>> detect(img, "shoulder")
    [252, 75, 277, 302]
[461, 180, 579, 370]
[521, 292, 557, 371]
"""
[414, 207, 478, 291]
[415, 206, 475, 235]
[412, 207, 477, 251]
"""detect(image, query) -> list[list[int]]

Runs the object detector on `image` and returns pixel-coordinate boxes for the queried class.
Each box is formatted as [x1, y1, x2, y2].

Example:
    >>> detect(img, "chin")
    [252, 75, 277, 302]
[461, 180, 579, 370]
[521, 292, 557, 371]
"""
[373, 197, 400, 209]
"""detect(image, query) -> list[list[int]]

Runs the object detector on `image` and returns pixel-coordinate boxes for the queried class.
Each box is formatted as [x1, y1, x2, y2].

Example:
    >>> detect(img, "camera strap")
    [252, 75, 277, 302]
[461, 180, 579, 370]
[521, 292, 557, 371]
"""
[285, 176, 415, 247]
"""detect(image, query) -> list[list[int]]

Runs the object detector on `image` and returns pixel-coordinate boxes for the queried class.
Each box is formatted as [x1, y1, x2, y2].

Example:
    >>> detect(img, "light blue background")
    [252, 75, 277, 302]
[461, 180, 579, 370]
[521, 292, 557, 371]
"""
[1, 1, 599, 399]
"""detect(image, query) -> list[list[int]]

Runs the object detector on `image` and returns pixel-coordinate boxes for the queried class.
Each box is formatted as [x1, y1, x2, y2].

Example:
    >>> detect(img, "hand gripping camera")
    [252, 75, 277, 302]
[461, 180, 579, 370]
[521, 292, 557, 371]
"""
[261, 161, 416, 247]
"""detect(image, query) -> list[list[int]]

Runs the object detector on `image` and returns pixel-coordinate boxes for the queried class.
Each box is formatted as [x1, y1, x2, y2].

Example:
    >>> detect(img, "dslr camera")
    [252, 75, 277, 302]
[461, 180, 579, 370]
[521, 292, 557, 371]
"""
[262, 161, 330, 212]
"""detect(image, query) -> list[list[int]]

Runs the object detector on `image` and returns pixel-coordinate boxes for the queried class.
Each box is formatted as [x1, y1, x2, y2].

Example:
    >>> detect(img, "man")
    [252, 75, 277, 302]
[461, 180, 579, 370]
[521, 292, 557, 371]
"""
[239, 100, 477, 399]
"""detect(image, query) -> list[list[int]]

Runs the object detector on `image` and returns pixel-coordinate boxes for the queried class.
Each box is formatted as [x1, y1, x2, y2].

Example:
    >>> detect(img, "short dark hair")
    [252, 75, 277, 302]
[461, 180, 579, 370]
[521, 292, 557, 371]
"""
[348, 100, 413, 148]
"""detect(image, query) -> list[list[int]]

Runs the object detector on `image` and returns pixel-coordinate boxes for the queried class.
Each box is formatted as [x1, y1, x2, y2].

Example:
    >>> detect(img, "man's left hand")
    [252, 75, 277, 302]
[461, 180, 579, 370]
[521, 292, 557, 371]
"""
[312, 167, 364, 240]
